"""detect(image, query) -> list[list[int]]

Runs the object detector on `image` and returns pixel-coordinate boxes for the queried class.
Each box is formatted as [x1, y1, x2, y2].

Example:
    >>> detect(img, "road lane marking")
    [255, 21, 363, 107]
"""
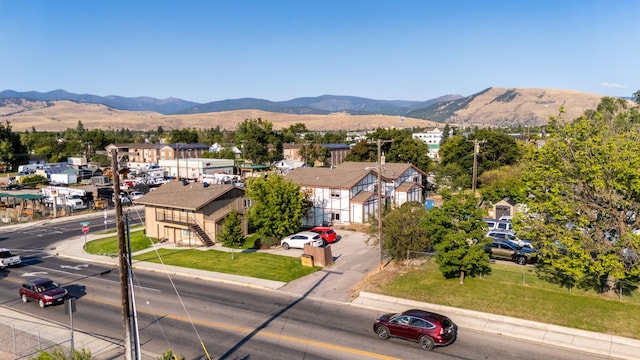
[60, 264, 90, 270]
[21, 271, 49, 277]
[84, 295, 401, 360]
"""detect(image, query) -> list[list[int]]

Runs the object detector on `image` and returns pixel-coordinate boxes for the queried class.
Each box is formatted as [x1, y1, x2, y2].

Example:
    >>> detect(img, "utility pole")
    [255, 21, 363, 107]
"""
[110, 149, 133, 360]
[377, 139, 393, 271]
[471, 139, 485, 196]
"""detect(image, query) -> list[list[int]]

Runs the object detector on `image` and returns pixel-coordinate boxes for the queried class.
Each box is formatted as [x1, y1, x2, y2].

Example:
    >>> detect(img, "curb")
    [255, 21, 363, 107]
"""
[353, 291, 640, 360]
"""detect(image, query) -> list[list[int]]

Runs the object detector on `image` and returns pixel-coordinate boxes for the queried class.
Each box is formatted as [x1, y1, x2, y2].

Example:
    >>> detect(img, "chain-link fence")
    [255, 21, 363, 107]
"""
[0, 323, 64, 360]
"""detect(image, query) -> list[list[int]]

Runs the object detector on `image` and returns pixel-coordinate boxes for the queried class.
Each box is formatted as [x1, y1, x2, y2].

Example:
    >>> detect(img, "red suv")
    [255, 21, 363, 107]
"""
[310, 226, 337, 245]
[19, 277, 69, 308]
[373, 309, 456, 351]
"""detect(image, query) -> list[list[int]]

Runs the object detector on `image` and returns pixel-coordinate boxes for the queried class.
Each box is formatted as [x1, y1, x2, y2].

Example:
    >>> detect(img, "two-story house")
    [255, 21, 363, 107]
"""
[285, 161, 425, 226]
[135, 180, 249, 246]
[105, 143, 210, 167]
[282, 143, 351, 167]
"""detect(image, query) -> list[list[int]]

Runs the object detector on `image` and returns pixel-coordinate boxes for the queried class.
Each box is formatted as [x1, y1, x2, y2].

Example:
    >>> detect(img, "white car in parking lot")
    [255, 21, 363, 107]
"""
[281, 231, 324, 250]
[129, 191, 144, 201]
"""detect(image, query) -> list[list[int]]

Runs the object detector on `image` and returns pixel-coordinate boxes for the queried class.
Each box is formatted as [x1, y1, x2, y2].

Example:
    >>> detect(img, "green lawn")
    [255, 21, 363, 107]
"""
[133, 248, 320, 282]
[85, 231, 320, 282]
[368, 261, 640, 339]
[83, 229, 157, 256]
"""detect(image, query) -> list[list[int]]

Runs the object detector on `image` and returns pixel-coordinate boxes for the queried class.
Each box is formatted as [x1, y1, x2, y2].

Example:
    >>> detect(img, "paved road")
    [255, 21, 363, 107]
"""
[1, 209, 640, 359]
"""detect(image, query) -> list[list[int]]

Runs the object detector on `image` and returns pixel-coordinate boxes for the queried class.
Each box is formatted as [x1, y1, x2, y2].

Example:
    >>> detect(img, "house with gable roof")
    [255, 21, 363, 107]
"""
[135, 180, 249, 246]
[284, 161, 425, 226]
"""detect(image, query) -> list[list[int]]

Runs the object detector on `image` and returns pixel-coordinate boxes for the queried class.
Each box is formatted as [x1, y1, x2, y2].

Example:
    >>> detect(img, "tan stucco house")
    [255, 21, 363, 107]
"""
[135, 180, 249, 246]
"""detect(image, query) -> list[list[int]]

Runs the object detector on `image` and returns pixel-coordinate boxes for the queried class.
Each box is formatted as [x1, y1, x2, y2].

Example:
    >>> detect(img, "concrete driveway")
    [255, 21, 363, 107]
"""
[275, 229, 380, 302]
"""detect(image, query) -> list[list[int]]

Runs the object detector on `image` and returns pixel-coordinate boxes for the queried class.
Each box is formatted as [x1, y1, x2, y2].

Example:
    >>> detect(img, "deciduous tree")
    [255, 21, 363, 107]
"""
[0, 121, 28, 171]
[245, 174, 310, 239]
[235, 118, 278, 164]
[344, 128, 433, 173]
[374, 201, 431, 261]
[520, 98, 640, 294]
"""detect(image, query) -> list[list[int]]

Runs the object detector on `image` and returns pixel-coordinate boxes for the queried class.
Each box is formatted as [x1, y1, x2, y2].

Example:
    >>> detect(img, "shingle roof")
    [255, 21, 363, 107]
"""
[338, 161, 421, 179]
[134, 180, 241, 210]
[350, 190, 375, 203]
[396, 181, 422, 192]
[284, 167, 374, 188]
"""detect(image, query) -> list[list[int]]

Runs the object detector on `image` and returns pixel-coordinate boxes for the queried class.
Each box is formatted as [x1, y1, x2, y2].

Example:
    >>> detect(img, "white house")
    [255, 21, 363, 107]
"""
[274, 159, 306, 175]
[285, 161, 425, 226]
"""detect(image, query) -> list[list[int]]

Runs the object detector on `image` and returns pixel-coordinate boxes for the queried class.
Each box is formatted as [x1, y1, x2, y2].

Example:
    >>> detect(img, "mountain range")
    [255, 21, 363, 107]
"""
[0, 88, 624, 132]
[0, 89, 462, 116]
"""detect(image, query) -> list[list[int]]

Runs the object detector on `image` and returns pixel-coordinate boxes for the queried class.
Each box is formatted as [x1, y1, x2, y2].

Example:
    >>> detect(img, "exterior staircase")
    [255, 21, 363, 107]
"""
[189, 223, 214, 247]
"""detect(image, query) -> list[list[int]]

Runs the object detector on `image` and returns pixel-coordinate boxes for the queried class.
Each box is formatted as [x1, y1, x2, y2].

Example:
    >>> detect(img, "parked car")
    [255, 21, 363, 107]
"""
[129, 191, 144, 201]
[485, 239, 537, 265]
[487, 229, 515, 239]
[495, 220, 513, 231]
[487, 230, 534, 249]
[373, 309, 456, 351]
[310, 226, 337, 245]
[112, 193, 131, 204]
[280, 231, 324, 250]
[19, 277, 68, 308]
[482, 218, 498, 230]
[1, 182, 23, 190]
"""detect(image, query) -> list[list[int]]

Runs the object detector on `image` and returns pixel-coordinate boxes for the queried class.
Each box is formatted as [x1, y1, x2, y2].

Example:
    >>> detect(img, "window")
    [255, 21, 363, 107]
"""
[392, 316, 410, 325]
[243, 199, 252, 208]
[330, 189, 340, 198]
[330, 213, 340, 221]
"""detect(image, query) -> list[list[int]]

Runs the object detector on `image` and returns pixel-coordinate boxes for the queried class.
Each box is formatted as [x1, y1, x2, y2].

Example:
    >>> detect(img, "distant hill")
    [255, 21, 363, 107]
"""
[0, 89, 199, 114]
[0, 99, 441, 132]
[0, 88, 626, 132]
[179, 94, 464, 116]
[0, 89, 462, 116]
[407, 87, 617, 127]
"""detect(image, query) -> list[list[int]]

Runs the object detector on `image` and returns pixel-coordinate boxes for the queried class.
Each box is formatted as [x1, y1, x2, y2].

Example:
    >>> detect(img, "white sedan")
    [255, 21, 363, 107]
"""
[281, 231, 324, 250]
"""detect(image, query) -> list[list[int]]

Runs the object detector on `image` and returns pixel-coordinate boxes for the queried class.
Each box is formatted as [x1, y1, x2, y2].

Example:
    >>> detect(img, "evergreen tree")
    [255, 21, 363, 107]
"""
[219, 210, 245, 249]
[423, 191, 491, 284]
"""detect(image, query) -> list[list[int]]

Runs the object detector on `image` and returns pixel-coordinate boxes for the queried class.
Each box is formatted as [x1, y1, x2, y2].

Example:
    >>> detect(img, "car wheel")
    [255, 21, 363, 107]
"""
[38, 299, 45, 308]
[419, 335, 435, 351]
[21, 294, 28, 303]
[282, 242, 290, 250]
[516, 256, 527, 265]
[322, 240, 328, 247]
[375, 325, 390, 340]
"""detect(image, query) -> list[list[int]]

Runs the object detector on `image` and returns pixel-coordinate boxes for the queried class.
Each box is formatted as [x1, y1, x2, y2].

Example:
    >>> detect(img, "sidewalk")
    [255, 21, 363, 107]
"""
[2, 214, 640, 359]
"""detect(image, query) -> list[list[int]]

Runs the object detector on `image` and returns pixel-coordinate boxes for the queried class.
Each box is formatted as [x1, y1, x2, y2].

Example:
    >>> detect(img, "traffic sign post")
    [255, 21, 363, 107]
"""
[80, 221, 90, 245]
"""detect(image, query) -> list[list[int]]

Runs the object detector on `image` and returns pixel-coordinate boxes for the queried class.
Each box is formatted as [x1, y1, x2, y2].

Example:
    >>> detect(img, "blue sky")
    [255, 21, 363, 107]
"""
[1, 1, 638, 103]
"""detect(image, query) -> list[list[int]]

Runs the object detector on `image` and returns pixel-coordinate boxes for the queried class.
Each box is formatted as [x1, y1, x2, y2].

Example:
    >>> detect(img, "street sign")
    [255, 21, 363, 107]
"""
[80, 221, 90, 226]
[81, 225, 89, 233]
